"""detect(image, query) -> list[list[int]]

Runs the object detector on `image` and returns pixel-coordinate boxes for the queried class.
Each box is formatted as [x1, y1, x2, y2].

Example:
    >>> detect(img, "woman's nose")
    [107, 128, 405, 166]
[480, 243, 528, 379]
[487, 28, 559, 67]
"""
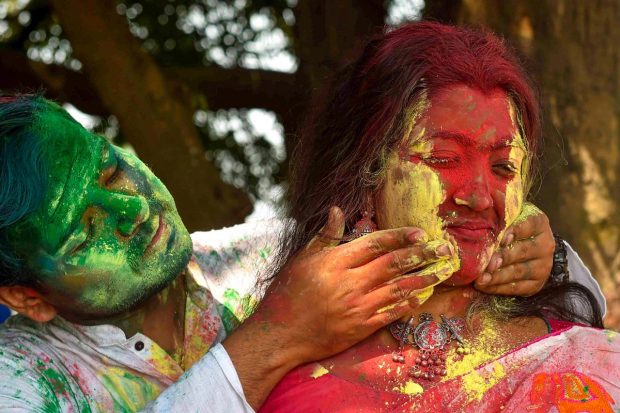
[452, 179, 493, 211]
[93, 190, 150, 236]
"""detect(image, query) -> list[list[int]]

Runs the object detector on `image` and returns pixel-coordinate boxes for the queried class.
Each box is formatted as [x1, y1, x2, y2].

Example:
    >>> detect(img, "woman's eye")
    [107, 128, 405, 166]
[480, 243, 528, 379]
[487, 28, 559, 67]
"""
[426, 157, 450, 165]
[424, 155, 459, 167]
[493, 162, 518, 177]
[72, 218, 94, 254]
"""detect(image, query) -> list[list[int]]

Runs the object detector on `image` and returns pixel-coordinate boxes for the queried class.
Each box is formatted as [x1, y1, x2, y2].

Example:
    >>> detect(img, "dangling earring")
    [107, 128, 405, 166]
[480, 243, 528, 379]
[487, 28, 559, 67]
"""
[345, 208, 378, 241]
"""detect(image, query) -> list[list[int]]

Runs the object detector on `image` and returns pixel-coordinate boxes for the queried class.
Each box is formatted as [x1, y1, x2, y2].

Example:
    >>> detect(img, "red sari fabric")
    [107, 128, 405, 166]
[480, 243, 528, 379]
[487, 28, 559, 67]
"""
[259, 320, 620, 412]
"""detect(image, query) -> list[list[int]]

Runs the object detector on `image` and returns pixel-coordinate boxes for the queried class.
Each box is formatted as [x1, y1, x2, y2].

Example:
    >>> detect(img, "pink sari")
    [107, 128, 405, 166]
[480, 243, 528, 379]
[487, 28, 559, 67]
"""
[260, 321, 620, 412]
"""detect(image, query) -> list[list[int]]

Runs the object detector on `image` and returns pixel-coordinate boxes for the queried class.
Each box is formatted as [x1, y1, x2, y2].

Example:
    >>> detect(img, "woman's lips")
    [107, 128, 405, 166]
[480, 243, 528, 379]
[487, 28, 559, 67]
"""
[446, 220, 495, 242]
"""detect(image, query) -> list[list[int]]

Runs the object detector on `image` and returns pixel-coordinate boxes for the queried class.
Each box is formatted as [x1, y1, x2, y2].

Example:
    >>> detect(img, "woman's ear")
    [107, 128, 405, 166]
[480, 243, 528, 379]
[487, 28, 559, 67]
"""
[0, 286, 57, 322]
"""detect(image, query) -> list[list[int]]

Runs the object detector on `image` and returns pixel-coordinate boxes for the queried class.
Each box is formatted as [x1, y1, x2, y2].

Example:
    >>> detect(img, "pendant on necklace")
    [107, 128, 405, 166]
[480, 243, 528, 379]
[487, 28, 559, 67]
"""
[389, 313, 471, 380]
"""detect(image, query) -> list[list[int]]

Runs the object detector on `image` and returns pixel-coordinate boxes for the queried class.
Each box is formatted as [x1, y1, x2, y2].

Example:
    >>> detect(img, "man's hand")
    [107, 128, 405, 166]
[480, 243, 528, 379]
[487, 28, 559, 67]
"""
[223, 206, 453, 408]
[475, 204, 555, 296]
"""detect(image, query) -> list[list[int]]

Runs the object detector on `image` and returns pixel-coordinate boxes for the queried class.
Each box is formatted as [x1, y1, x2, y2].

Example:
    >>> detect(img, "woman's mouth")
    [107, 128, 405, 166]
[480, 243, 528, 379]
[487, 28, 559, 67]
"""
[446, 219, 495, 242]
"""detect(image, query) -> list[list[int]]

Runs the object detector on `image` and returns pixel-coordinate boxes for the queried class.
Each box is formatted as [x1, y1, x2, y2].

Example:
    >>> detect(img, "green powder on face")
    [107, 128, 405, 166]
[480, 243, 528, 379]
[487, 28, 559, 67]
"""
[11, 102, 193, 317]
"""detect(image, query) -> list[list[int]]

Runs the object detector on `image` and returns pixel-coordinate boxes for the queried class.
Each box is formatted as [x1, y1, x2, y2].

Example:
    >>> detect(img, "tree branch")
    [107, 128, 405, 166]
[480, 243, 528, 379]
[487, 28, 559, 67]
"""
[165, 66, 297, 115]
[0, 49, 107, 115]
[0, 48, 297, 117]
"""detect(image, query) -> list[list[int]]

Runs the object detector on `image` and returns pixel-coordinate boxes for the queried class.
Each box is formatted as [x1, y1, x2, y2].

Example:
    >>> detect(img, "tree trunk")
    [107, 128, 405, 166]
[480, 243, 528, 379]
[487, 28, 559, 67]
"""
[49, 0, 252, 231]
[426, 0, 620, 328]
[285, 0, 386, 155]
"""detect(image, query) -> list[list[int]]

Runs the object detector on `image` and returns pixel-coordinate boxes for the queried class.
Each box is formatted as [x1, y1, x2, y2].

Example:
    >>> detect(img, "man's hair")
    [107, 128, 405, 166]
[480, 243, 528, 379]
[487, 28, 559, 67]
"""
[0, 94, 48, 286]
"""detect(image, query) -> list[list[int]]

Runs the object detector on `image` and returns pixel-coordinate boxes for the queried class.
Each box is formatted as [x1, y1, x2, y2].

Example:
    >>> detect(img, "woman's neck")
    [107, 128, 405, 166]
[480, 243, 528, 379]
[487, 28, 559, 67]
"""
[404, 283, 480, 321]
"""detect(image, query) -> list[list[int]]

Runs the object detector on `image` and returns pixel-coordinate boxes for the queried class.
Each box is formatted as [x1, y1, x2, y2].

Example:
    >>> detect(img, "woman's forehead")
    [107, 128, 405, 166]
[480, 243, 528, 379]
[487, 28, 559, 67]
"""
[421, 85, 517, 145]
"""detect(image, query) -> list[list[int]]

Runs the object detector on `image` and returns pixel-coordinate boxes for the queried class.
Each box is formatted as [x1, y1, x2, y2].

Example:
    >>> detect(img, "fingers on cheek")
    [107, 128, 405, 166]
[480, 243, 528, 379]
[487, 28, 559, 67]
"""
[391, 274, 439, 292]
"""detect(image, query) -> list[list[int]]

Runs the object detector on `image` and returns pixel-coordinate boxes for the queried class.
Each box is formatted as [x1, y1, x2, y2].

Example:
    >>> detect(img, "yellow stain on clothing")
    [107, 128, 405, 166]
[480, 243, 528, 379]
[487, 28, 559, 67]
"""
[444, 318, 508, 380]
[98, 366, 161, 412]
[397, 380, 424, 396]
[441, 318, 510, 402]
[310, 363, 329, 379]
[461, 361, 506, 402]
[605, 329, 618, 342]
[147, 343, 183, 380]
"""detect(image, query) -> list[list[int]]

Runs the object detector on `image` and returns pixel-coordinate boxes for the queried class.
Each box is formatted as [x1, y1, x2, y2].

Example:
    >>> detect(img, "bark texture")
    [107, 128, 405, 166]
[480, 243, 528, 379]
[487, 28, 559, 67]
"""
[49, 0, 252, 231]
[427, 0, 620, 328]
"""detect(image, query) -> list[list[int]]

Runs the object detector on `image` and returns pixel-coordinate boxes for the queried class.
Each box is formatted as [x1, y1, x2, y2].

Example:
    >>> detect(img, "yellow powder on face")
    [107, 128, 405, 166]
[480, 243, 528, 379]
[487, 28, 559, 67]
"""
[310, 363, 329, 379]
[379, 151, 461, 305]
[484, 99, 529, 261]
[376, 94, 461, 305]
[503, 100, 528, 229]
[396, 380, 424, 396]
[512, 202, 541, 225]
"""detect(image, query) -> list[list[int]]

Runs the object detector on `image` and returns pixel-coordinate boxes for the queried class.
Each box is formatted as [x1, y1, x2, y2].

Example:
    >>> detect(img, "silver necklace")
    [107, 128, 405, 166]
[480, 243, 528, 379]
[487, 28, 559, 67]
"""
[389, 313, 471, 380]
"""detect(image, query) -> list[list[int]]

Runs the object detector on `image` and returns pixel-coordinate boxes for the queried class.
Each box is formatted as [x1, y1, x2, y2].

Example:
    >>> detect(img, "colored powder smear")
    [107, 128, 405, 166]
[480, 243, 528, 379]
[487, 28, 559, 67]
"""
[460, 361, 506, 402]
[397, 380, 424, 396]
[98, 367, 161, 412]
[310, 363, 329, 379]
[503, 100, 529, 231]
[378, 95, 461, 306]
[444, 317, 509, 402]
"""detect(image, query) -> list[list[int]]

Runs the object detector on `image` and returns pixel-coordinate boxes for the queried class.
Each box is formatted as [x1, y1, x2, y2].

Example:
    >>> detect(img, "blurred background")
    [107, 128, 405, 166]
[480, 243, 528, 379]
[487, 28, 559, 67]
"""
[0, 0, 618, 328]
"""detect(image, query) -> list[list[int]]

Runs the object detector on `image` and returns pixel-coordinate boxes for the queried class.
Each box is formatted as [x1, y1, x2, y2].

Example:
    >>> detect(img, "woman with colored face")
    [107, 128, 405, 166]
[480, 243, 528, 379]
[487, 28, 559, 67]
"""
[258, 22, 618, 412]
[377, 85, 528, 286]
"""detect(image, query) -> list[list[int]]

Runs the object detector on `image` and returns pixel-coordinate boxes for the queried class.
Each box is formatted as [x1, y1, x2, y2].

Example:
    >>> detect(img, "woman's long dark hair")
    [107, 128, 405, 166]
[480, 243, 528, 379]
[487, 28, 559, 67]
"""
[267, 21, 603, 328]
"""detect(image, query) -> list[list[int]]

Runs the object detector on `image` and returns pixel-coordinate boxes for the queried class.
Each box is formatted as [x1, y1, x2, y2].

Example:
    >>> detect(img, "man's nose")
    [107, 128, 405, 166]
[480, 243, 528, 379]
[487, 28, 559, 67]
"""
[452, 176, 493, 211]
[94, 191, 150, 236]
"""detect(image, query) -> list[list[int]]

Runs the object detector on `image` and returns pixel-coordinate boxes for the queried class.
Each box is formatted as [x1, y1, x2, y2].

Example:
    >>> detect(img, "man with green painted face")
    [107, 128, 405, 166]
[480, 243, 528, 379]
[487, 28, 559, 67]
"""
[0, 95, 605, 412]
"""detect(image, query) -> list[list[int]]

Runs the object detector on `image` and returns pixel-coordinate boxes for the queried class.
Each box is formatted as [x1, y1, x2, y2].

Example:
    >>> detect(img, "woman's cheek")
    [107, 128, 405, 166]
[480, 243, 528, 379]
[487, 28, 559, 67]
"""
[379, 153, 448, 240]
[376, 154, 461, 303]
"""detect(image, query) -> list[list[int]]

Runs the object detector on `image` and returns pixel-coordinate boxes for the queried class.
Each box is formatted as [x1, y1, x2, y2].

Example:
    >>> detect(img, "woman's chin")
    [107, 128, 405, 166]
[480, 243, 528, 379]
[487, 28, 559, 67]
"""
[443, 258, 487, 286]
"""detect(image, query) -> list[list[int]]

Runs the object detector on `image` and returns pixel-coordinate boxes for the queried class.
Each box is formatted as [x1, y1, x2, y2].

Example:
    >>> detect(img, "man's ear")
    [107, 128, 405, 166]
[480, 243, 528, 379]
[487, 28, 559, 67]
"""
[0, 286, 57, 322]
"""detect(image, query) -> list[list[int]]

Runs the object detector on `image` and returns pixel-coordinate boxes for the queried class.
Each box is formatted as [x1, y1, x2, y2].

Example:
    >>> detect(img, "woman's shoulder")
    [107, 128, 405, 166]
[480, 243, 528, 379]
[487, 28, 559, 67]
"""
[523, 322, 620, 356]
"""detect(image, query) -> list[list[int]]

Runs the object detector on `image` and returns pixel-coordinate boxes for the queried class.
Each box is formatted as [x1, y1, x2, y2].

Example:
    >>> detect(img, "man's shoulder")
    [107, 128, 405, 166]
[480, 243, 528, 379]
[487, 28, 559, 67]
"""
[189, 218, 283, 287]
[186, 219, 284, 332]
[0, 315, 47, 347]
[0, 316, 99, 411]
[190, 218, 283, 257]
